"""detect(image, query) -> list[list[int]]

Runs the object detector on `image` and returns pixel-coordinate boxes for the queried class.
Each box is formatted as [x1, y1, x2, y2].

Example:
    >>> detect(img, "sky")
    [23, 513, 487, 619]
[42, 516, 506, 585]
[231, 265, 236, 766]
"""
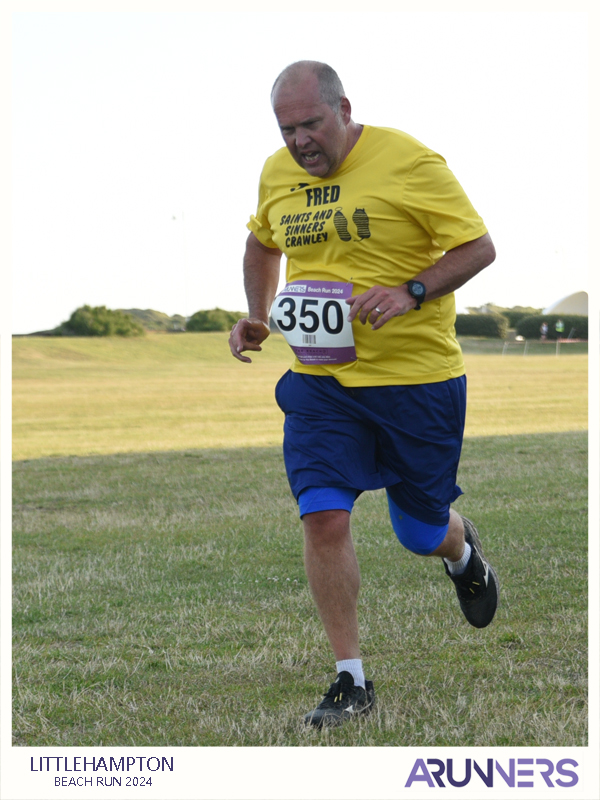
[11, 9, 590, 334]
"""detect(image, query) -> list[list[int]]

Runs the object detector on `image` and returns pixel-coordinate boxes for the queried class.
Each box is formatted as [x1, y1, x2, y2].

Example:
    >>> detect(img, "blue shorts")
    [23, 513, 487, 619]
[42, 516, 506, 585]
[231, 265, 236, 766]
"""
[274, 370, 466, 526]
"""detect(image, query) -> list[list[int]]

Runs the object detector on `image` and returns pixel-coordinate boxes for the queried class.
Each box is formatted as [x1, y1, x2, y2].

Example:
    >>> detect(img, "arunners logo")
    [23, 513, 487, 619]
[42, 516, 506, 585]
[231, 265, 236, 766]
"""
[405, 758, 579, 789]
[290, 183, 309, 192]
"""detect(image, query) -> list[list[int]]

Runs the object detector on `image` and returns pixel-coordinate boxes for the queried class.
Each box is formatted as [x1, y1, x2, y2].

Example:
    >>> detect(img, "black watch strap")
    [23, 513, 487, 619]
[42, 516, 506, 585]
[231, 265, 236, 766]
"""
[405, 280, 426, 310]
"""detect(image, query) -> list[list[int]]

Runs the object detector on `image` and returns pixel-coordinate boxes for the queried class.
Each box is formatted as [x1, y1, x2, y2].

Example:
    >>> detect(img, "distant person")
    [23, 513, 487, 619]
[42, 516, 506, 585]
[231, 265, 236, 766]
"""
[555, 319, 565, 338]
[229, 61, 499, 728]
[540, 321, 549, 340]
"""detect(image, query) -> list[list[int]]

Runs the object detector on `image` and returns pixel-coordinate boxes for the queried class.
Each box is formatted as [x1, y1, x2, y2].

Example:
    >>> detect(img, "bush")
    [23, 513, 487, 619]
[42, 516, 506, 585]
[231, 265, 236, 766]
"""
[467, 305, 542, 327]
[502, 311, 537, 328]
[186, 308, 246, 332]
[516, 314, 588, 340]
[455, 313, 508, 339]
[56, 305, 145, 337]
[118, 308, 186, 332]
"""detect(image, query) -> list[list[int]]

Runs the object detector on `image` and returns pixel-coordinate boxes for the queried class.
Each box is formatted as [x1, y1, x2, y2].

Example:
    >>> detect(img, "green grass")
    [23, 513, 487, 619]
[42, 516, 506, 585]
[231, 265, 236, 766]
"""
[12, 333, 588, 459]
[12, 333, 588, 745]
[13, 432, 587, 747]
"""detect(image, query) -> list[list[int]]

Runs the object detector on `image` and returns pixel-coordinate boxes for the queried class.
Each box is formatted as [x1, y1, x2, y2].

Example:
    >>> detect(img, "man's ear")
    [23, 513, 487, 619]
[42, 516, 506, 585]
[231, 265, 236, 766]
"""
[339, 96, 352, 124]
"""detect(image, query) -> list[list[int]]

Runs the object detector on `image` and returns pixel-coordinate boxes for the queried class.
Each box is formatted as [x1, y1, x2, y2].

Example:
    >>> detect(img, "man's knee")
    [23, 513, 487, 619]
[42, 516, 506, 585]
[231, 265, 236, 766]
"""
[303, 508, 351, 545]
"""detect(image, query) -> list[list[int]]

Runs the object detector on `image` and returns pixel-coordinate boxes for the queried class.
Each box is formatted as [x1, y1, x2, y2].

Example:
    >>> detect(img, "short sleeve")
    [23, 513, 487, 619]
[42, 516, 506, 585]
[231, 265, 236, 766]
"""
[402, 152, 488, 252]
[246, 176, 279, 249]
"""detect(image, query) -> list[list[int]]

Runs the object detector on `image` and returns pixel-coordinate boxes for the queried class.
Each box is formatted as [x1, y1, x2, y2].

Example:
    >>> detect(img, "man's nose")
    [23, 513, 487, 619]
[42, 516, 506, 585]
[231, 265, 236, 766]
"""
[295, 128, 312, 148]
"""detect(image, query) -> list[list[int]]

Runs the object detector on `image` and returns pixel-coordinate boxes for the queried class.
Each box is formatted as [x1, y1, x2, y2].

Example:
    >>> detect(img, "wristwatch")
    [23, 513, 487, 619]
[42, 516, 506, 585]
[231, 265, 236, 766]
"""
[405, 280, 426, 310]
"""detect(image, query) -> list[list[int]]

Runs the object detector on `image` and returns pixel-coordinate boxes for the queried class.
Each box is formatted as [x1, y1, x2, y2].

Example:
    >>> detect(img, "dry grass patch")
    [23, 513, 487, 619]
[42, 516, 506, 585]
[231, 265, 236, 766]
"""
[13, 432, 587, 746]
[13, 334, 587, 459]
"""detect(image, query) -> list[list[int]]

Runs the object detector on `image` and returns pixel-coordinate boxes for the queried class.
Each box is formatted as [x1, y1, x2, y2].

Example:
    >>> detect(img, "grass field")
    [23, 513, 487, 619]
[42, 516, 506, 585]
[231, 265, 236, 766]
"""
[12, 333, 588, 459]
[12, 433, 587, 747]
[12, 333, 588, 747]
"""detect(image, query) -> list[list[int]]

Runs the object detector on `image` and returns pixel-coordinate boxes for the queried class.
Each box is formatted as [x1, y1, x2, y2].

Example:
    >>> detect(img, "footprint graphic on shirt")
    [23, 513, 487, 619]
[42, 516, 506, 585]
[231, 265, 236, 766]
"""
[333, 209, 352, 241]
[352, 208, 371, 239]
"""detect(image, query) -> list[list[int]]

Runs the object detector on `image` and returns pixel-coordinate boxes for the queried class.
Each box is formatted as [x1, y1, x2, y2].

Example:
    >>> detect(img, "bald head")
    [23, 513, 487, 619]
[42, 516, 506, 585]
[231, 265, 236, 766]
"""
[271, 61, 346, 112]
[270, 60, 361, 179]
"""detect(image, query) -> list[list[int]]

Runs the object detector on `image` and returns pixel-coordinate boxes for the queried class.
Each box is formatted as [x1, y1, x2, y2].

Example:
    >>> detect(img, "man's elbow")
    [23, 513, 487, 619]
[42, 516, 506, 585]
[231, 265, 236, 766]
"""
[481, 234, 496, 268]
[247, 232, 282, 259]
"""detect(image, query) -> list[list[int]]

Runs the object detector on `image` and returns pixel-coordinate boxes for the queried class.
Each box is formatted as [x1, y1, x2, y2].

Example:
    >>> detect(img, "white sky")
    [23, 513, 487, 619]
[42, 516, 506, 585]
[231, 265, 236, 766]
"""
[11, 9, 589, 333]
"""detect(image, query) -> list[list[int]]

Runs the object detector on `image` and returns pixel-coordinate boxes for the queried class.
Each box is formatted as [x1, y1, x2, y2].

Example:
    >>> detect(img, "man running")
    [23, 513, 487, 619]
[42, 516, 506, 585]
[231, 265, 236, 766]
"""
[229, 60, 499, 729]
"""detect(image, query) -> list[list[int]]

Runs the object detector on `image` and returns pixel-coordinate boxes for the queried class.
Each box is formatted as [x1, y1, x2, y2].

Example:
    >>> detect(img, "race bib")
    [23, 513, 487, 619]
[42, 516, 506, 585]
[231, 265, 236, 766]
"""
[270, 280, 357, 365]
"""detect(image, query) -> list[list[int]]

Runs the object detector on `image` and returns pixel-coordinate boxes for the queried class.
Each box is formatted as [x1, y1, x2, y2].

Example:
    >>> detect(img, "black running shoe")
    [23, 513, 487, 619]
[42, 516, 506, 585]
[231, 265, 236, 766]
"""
[303, 671, 375, 729]
[445, 516, 500, 628]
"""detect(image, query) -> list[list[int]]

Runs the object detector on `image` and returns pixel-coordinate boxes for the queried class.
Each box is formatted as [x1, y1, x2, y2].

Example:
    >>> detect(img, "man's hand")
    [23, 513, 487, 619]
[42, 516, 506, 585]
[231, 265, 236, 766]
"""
[346, 285, 416, 330]
[346, 234, 496, 331]
[229, 318, 271, 363]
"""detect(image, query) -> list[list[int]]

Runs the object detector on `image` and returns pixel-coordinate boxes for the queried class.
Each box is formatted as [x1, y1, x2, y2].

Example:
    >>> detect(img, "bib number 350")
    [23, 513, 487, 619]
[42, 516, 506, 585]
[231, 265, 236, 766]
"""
[270, 280, 357, 365]
[276, 297, 344, 335]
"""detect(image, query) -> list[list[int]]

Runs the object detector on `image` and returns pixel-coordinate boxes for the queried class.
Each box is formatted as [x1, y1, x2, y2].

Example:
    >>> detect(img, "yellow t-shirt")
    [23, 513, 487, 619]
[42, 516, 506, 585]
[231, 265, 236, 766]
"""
[247, 125, 487, 386]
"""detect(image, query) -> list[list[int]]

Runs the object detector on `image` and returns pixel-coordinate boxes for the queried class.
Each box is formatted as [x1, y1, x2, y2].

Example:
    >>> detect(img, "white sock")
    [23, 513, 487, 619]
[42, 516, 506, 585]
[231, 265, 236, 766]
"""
[444, 542, 472, 575]
[336, 659, 365, 689]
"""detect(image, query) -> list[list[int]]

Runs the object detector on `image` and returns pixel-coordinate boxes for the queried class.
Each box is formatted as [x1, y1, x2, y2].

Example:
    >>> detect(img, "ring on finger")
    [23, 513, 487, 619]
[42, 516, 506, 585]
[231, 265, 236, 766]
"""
[375, 307, 382, 313]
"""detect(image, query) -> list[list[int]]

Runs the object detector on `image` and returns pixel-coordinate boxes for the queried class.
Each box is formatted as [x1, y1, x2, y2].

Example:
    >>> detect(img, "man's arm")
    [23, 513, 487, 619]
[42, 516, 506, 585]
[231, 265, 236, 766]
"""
[346, 233, 496, 329]
[229, 233, 283, 363]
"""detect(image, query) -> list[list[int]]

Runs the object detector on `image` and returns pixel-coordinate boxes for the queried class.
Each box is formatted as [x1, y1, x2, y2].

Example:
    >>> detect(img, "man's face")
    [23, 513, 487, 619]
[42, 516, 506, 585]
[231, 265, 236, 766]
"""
[272, 74, 352, 179]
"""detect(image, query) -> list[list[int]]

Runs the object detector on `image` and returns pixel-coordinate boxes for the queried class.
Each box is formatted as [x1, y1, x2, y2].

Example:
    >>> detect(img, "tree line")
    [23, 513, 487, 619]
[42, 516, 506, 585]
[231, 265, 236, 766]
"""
[46, 306, 246, 337]
[43, 303, 588, 340]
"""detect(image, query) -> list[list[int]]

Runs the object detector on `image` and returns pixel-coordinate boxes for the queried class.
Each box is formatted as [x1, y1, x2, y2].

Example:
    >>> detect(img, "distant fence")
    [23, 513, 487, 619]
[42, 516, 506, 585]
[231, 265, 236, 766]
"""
[501, 339, 588, 356]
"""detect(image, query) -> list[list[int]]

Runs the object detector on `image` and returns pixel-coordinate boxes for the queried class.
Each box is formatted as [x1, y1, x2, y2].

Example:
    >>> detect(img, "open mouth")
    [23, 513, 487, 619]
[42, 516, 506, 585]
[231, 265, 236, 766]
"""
[301, 152, 321, 164]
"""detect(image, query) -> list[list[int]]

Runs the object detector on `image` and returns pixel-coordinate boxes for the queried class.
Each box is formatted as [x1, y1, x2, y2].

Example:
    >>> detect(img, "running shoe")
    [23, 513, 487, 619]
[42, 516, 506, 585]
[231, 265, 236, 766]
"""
[303, 671, 375, 728]
[445, 516, 499, 628]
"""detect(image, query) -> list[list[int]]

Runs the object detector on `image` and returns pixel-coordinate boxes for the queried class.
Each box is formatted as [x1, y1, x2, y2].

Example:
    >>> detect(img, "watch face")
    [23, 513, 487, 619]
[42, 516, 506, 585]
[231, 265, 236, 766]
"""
[411, 282, 425, 296]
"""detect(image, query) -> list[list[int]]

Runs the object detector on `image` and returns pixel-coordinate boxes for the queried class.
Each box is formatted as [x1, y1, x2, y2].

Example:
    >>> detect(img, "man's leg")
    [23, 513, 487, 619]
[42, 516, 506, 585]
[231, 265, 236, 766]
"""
[386, 495, 499, 628]
[301, 507, 375, 728]
[302, 508, 361, 660]
[427, 508, 465, 561]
